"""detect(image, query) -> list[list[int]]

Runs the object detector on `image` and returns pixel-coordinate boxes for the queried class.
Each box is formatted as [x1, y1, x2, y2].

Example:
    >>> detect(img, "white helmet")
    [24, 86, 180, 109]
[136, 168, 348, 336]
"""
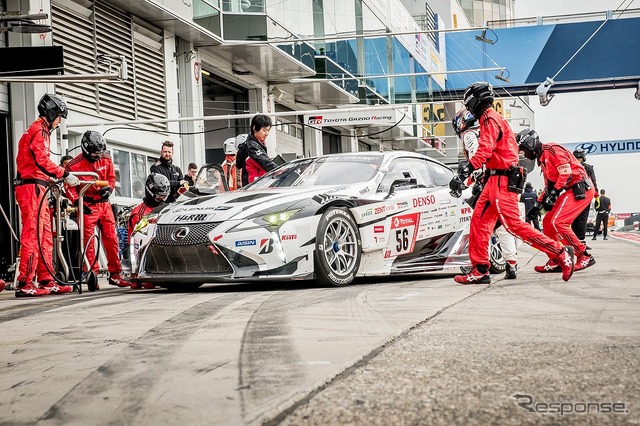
[224, 134, 248, 155]
[223, 137, 236, 155]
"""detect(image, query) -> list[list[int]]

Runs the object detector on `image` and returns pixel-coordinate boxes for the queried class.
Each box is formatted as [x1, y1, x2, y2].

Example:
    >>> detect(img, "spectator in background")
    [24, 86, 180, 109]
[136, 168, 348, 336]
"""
[592, 189, 612, 240]
[150, 141, 187, 203]
[236, 114, 277, 185]
[60, 155, 73, 168]
[520, 182, 540, 230]
[184, 162, 198, 187]
[571, 148, 598, 245]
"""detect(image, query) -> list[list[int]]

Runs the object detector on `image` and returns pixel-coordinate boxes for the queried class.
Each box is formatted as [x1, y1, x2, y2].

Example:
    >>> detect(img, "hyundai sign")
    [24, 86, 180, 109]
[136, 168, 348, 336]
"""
[562, 139, 640, 156]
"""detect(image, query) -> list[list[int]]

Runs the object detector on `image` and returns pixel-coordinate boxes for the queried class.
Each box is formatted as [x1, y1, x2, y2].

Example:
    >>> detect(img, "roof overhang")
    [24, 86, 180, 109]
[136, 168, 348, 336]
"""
[104, 0, 222, 46]
[211, 43, 316, 81]
[292, 79, 359, 106]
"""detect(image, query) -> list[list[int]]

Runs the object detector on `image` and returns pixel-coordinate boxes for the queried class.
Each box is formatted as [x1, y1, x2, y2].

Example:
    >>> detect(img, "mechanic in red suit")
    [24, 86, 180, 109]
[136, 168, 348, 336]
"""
[449, 82, 575, 284]
[517, 129, 596, 272]
[127, 173, 170, 289]
[14, 94, 80, 297]
[128, 173, 170, 238]
[66, 131, 131, 288]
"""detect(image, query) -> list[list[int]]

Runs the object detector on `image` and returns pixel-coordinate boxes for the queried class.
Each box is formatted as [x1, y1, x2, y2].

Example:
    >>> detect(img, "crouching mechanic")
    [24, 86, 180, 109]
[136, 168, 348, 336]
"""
[65, 131, 132, 288]
[14, 93, 80, 297]
[127, 173, 170, 289]
[449, 82, 575, 284]
[452, 108, 519, 279]
[517, 129, 596, 272]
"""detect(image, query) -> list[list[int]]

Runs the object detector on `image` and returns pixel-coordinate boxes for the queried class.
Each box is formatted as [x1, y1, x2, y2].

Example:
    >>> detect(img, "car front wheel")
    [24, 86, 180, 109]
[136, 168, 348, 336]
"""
[314, 208, 362, 287]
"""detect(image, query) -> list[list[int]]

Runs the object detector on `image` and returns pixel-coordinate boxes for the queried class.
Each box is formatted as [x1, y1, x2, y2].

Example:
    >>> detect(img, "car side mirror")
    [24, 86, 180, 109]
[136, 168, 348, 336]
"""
[387, 178, 417, 197]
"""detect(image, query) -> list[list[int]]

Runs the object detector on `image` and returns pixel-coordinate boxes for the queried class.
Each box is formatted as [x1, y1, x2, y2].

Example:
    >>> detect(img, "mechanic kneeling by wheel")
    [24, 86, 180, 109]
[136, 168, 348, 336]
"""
[65, 131, 132, 288]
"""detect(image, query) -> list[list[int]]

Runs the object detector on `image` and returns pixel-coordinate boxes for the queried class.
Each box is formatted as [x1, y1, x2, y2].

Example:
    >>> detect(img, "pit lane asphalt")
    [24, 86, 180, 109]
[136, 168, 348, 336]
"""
[0, 234, 638, 425]
[277, 234, 640, 426]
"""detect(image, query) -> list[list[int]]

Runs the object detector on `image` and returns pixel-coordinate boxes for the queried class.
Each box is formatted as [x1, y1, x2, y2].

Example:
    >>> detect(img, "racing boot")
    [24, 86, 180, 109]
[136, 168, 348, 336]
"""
[15, 282, 50, 297]
[505, 261, 517, 280]
[0, 279, 5, 292]
[574, 253, 596, 272]
[454, 265, 490, 285]
[108, 272, 132, 288]
[39, 280, 72, 294]
[534, 259, 561, 273]
[557, 246, 575, 282]
[141, 283, 157, 289]
[459, 265, 472, 275]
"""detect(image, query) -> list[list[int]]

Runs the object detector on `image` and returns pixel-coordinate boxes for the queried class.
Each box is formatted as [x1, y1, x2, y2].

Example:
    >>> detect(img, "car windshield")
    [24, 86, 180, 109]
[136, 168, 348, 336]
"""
[245, 155, 383, 189]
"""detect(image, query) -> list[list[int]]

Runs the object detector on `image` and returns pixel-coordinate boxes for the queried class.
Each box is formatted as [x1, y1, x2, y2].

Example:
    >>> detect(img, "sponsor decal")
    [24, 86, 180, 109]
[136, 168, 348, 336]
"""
[459, 216, 471, 223]
[374, 225, 385, 233]
[385, 213, 420, 258]
[412, 195, 436, 208]
[359, 186, 370, 195]
[308, 116, 323, 125]
[461, 207, 472, 215]
[259, 238, 273, 254]
[175, 213, 208, 222]
[396, 201, 409, 209]
[281, 234, 297, 240]
[362, 208, 373, 217]
[235, 239, 256, 247]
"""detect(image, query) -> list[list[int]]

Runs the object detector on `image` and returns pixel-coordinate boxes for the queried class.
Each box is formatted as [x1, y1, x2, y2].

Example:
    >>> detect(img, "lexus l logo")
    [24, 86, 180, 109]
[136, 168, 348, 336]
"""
[171, 227, 190, 241]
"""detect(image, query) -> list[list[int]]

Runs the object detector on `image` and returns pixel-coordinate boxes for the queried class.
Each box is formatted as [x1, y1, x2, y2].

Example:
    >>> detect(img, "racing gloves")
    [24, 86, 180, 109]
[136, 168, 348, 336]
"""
[64, 172, 80, 187]
[449, 161, 473, 198]
[99, 187, 112, 201]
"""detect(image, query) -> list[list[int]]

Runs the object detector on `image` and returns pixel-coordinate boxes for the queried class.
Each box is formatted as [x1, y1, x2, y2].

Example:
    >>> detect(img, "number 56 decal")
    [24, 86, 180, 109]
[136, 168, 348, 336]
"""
[384, 213, 420, 258]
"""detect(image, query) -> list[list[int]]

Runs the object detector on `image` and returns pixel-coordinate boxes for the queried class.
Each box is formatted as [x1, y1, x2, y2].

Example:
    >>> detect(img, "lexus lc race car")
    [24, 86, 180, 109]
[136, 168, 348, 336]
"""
[129, 151, 504, 289]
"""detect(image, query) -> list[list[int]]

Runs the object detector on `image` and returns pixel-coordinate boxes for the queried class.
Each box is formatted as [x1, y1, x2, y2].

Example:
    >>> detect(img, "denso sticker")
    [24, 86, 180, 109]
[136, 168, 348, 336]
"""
[235, 239, 256, 247]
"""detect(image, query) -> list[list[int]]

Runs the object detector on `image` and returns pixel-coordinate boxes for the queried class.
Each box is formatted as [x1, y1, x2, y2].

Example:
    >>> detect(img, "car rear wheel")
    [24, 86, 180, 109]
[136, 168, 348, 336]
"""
[314, 208, 362, 287]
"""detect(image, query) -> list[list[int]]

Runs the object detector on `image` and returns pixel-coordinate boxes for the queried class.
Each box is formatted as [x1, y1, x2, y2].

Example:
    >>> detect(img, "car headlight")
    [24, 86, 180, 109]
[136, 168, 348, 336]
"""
[133, 213, 159, 235]
[260, 209, 300, 227]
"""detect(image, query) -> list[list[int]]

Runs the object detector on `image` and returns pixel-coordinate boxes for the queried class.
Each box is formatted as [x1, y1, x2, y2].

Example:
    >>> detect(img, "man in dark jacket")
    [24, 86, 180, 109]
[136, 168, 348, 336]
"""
[519, 182, 540, 230]
[150, 141, 187, 203]
[571, 148, 598, 243]
[236, 114, 277, 186]
[592, 189, 612, 240]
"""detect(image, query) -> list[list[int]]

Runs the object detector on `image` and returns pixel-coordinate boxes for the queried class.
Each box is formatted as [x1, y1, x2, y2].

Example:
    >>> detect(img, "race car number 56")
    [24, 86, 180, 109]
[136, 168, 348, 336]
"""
[385, 213, 420, 258]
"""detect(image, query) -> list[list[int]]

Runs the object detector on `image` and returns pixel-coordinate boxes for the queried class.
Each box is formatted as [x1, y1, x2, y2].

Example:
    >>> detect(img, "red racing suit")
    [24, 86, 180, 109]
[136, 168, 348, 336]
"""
[467, 108, 565, 268]
[222, 155, 238, 190]
[537, 143, 595, 258]
[15, 118, 69, 285]
[65, 154, 122, 275]
[128, 201, 155, 239]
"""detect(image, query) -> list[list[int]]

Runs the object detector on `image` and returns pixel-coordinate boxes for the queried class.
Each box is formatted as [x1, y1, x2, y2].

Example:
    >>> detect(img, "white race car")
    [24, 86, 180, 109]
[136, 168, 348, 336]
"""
[130, 151, 502, 289]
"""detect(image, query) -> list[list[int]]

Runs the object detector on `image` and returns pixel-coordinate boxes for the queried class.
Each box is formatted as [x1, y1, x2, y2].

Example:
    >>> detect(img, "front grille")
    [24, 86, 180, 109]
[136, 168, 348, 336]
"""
[145, 244, 233, 274]
[152, 222, 220, 246]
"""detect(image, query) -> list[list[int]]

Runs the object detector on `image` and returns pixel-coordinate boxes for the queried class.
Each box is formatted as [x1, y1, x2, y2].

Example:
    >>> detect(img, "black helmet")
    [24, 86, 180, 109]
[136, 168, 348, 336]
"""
[145, 173, 170, 202]
[81, 131, 107, 162]
[573, 148, 586, 161]
[37, 94, 68, 123]
[452, 108, 477, 136]
[463, 82, 495, 117]
[516, 129, 541, 161]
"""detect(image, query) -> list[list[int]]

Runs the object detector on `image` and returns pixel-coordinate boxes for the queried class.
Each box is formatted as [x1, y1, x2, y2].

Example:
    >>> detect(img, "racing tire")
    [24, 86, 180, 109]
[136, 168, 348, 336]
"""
[87, 271, 99, 292]
[314, 208, 362, 287]
[489, 233, 506, 274]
